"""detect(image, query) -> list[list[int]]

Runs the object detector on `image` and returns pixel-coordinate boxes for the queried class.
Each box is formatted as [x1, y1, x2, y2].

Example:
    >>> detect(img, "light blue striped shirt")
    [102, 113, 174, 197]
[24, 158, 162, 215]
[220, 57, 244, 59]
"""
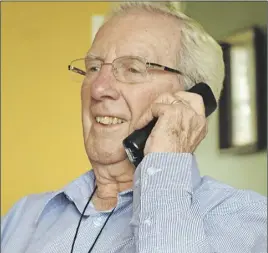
[1, 153, 267, 253]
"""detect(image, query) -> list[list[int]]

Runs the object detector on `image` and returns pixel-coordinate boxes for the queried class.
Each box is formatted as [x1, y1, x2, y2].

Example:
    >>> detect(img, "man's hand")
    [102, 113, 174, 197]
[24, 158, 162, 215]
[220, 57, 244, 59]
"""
[134, 91, 208, 155]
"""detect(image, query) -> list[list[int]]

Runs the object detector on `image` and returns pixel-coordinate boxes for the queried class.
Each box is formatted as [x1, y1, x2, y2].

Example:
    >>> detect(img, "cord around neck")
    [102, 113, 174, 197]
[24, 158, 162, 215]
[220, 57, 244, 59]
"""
[70, 185, 115, 253]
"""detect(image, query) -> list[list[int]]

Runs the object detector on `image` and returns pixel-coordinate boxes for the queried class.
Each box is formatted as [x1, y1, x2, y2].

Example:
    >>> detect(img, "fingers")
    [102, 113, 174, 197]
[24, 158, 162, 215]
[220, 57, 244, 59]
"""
[133, 90, 208, 155]
[134, 91, 206, 130]
[188, 115, 208, 152]
[134, 102, 178, 130]
[134, 92, 175, 130]
[174, 91, 205, 116]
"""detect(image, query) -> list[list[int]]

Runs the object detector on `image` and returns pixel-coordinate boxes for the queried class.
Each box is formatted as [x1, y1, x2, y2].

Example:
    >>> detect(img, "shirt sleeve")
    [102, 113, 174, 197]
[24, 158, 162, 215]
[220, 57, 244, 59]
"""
[130, 152, 267, 253]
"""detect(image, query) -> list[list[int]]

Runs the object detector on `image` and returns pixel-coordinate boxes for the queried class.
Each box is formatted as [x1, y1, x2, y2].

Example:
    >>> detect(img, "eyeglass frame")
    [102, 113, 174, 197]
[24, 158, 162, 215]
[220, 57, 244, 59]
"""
[68, 55, 188, 84]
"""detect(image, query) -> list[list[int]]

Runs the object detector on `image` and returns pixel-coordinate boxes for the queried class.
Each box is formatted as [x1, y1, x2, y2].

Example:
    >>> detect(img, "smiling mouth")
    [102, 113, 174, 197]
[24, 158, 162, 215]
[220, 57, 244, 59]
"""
[95, 116, 126, 125]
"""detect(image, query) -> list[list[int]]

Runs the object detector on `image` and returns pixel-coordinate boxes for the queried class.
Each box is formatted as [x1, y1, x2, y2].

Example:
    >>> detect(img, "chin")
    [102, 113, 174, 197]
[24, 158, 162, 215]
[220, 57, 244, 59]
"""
[85, 137, 128, 165]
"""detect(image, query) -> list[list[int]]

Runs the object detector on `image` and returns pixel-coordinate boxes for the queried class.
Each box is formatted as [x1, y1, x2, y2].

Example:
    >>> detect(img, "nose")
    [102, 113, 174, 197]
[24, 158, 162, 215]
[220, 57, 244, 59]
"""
[89, 66, 120, 101]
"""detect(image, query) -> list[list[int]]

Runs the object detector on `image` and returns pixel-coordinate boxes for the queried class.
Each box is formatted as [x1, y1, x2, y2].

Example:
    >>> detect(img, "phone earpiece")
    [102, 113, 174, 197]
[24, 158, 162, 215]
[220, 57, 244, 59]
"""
[187, 82, 217, 117]
[123, 82, 217, 168]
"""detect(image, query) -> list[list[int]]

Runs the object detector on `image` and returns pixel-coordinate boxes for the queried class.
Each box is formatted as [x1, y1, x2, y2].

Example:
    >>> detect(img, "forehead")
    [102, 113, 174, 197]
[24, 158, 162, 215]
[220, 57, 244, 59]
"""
[89, 10, 181, 64]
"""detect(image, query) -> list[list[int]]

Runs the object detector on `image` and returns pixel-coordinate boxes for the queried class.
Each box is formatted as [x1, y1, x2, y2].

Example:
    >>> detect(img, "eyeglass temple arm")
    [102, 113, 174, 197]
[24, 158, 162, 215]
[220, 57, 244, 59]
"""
[68, 65, 86, 76]
[147, 62, 184, 75]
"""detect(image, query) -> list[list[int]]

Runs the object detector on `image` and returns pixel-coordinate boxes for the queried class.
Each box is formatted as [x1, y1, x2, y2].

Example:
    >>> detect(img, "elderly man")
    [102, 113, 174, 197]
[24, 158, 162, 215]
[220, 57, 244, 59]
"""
[1, 2, 267, 253]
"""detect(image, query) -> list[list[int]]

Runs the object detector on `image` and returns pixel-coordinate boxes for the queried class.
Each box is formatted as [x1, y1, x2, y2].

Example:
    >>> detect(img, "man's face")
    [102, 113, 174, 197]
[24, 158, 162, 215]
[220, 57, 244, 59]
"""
[81, 10, 184, 165]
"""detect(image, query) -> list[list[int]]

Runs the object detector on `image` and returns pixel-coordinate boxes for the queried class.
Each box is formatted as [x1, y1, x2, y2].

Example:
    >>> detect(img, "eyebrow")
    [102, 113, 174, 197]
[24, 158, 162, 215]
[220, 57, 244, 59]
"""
[85, 52, 105, 61]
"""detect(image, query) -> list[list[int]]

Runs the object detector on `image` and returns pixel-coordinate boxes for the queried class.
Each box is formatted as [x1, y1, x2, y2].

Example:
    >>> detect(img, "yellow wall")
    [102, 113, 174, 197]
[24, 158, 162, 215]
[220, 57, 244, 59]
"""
[1, 2, 110, 215]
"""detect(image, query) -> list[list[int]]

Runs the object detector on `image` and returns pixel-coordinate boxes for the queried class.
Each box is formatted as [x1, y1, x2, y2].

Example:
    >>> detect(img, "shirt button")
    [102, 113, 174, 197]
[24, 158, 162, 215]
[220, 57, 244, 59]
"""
[93, 217, 104, 227]
[143, 217, 152, 226]
[135, 179, 140, 187]
[147, 167, 162, 176]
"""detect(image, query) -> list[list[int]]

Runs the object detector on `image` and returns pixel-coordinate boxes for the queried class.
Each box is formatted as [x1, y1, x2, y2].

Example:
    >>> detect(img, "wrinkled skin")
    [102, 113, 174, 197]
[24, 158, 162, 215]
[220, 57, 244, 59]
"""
[81, 10, 207, 210]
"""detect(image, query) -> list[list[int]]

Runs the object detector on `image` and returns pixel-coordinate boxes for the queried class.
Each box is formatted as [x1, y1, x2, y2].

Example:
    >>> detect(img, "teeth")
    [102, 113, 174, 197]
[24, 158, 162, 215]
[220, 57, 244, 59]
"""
[112, 117, 117, 124]
[96, 116, 125, 125]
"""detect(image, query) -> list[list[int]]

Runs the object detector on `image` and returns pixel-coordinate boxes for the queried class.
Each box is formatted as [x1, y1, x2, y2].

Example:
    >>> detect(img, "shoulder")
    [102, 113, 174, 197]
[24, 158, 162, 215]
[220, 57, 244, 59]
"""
[2, 191, 56, 220]
[197, 176, 267, 251]
[1, 191, 57, 244]
[1, 170, 95, 238]
[196, 176, 266, 216]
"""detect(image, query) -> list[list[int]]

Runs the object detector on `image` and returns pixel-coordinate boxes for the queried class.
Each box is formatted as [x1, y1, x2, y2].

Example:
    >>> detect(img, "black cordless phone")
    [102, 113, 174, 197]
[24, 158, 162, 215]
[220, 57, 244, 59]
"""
[122, 82, 217, 168]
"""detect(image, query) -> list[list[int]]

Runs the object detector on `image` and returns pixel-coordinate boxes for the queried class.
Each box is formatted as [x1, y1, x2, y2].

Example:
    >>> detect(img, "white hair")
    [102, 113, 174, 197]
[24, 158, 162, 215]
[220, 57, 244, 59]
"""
[104, 1, 225, 101]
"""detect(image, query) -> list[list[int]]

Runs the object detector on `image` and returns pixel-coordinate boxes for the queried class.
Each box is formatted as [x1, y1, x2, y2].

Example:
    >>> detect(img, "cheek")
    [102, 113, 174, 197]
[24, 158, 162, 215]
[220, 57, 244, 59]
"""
[81, 80, 93, 111]
[125, 77, 180, 121]
[81, 82, 91, 103]
[124, 85, 166, 120]
[81, 86, 93, 135]
[151, 73, 182, 92]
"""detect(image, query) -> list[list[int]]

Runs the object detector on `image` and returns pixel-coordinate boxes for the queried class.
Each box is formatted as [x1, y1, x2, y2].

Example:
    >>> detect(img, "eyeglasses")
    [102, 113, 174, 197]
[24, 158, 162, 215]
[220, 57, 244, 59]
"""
[68, 55, 186, 84]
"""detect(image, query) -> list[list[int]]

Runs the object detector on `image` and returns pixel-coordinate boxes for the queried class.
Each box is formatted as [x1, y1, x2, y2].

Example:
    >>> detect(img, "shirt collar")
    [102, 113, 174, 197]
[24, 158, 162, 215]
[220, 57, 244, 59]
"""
[36, 169, 133, 223]
[62, 170, 101, 216]
[36, 154, 201, 223]
[35, 170, 96, 224]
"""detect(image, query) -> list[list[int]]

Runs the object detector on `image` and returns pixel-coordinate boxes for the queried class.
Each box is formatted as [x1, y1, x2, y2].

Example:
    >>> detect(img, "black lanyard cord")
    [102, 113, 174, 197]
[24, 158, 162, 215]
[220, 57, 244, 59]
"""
[70, 185, 115, 253]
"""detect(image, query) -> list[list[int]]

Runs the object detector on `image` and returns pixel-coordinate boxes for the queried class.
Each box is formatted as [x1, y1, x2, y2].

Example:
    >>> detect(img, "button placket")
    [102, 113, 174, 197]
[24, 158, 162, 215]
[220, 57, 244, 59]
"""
[134, 178, 140, 187]
[143, 217, 152, 226]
